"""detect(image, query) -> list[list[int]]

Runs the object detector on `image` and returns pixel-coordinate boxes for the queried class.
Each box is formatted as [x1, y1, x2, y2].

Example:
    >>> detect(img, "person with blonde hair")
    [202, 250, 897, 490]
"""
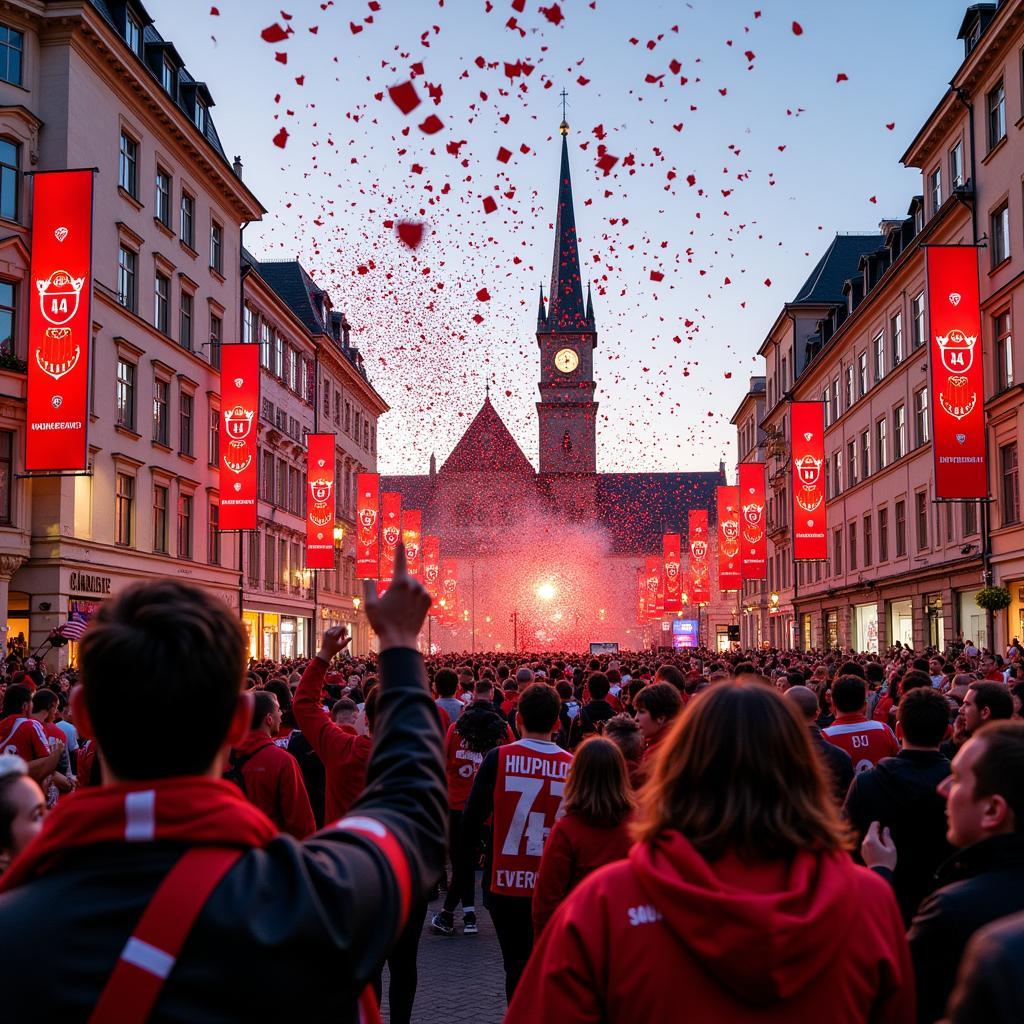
[532, 737, 634, 935]
[507, 681, 914, 1023]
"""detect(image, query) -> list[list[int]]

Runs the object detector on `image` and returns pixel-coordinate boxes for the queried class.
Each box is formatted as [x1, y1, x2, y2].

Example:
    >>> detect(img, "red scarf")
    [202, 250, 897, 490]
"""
[0, 776, 277, 891]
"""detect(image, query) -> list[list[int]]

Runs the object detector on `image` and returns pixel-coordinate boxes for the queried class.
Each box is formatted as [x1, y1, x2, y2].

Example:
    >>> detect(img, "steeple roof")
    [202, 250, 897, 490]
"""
[541, 132, 591, 333]
[440, 397, 534, 474]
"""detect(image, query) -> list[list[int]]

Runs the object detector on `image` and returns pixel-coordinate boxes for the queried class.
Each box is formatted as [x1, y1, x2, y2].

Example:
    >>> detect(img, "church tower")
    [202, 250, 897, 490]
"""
[536, 116, 597, 475]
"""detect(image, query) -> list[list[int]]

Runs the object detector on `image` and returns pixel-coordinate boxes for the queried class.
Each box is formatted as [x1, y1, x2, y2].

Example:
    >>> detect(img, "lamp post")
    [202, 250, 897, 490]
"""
[352, 594, 361, 655]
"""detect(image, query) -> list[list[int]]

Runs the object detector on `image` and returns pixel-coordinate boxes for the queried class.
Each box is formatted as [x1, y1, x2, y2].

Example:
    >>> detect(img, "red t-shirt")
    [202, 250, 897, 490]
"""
[823, 714, 899, 774]
[0, 714, 48, 761]
[445, 720, 515, 810]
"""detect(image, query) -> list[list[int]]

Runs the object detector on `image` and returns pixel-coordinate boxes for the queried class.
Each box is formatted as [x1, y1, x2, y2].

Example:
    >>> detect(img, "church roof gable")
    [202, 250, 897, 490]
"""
[440, 398, 535, 475]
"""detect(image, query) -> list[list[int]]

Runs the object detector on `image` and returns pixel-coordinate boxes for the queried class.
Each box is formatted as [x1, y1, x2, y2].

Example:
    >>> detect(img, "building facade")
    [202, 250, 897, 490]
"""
[731, 377, 766, 647]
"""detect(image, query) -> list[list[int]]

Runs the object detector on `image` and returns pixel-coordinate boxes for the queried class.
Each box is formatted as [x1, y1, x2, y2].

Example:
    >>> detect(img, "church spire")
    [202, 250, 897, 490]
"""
[536, 281, 547, 328]
[546, 113, 588, 333]
[585, 281, 593, 321]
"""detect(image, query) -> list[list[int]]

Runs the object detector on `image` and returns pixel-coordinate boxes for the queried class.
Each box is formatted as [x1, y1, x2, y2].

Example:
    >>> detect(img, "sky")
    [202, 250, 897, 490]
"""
[147, 0, 970, 477]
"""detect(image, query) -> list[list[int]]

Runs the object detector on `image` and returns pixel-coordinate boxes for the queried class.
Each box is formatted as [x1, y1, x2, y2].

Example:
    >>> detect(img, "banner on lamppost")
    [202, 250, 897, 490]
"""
[423, 534, 440, 605]
[663, 533, 682, 612]
[355, 473, 380, 579]
[440, 559, 459, 622]
[688, 510, 711, 604]
[644, 555, 661, 620]
[636, 569, 647, 624]
[791, 401, 828, 560]
[738, 462, 767, 580]
[219, 344, 259, 530]
[926, 245, 986, 499]
[305, 434, 335, 569]
[717, 486, 741, 592]
[26, 169, 95, 471]
[379, 492, 402, 583]
[402, 509, 422, 581]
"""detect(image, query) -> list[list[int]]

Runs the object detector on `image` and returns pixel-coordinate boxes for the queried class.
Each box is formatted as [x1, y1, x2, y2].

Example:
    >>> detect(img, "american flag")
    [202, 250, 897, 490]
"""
[58, 612, 90, 643]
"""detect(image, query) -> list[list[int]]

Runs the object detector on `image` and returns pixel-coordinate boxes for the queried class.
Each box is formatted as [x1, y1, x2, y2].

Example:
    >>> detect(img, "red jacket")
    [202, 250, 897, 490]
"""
[532, 811, 633, 936]
[293, 658, 372, 822]
[231, 731, 316, 839]
[507, 831, 914, 1024]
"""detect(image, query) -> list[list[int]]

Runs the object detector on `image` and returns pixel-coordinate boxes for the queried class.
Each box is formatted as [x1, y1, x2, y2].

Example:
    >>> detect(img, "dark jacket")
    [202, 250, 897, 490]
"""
[844, 748, 952, 924]
[0, 648, 446, 1023]
[947, 909, 1024, 1023]
[909, 833, 1024, 1024]
[568, 699, 615, 748]
[808, 725, 854, 806]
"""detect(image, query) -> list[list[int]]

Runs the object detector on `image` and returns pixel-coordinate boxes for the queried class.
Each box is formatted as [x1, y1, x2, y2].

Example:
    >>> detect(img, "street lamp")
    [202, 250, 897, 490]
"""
[352, 596, 361, 612]
[536, 581, 556, 602]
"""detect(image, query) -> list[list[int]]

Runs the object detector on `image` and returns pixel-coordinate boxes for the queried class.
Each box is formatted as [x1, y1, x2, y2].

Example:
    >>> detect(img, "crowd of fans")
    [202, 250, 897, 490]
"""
[0, 550, 1023, 1021]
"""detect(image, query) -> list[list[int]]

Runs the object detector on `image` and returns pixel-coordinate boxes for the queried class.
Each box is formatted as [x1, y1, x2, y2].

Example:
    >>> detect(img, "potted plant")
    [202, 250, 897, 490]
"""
[976, 586, 1012, 612]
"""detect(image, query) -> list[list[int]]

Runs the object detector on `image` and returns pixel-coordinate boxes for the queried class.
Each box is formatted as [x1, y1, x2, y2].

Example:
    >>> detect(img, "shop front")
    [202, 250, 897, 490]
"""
[1006, 581, 1024, 648]
[888, 599, 914, 648]
[925, 593, 944, 651]
[853, 602, 879, 654]
[801, 613, 813, 650]
[824, 609, 839, 650]
[957, 589, 987, 649]
[242, 608, 311, 663]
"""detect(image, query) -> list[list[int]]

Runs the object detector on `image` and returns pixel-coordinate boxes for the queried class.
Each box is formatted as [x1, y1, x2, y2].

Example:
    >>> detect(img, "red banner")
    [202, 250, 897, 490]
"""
[423, 535, 440, 605]
[717, 486, 741, 592]
[663, 533, 682, 612]
[926, 246, 986, 499]
[380, 492, 402, 582]
[402, 509, 422, 581]
[355, 473, 380, 579]
[440, 559, 459, 622]
[305, 434, 335, 569]
[644, 556, 662, 620]
[636, 569, 647, 624]
[26, 170, 95, 471]
[791, 402, 828, 560]
[219, 344, 259, 530]
[688, 510, 711, 604]
[738, 463, 767, 579]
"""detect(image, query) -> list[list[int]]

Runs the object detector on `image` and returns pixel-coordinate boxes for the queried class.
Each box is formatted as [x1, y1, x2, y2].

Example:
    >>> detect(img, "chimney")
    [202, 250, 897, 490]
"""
[429, 453, 437, 479]
[232, 155, 243, 179]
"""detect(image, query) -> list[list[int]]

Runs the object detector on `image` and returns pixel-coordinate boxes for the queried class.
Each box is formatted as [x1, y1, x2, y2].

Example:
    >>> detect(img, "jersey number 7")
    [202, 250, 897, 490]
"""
[501, 776, 565, 857]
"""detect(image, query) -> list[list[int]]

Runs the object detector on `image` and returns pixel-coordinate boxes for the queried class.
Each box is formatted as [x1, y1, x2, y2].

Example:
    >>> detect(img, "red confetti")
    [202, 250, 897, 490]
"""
[764, 278, 772, 287]
[272, 127, 289, 148]
[792, 21, 803, 35]
[260, 22, 291, 43]
[496, 146, 513, 163]
[476, 287, 491, 301]
[650, 271, 664, 282]
[539, 3, 564, 25]
[596, 152, 619, 175]
[418, 114, 444, 134]
[885, 122, 896, 130]
[210, 5, 219, 13]
[868, 195, 878, 204]
[388, 81, 421, 115]
[482, 196, 497, 214]
[395, 221, 425, 249]
[835, 73, 848, 82]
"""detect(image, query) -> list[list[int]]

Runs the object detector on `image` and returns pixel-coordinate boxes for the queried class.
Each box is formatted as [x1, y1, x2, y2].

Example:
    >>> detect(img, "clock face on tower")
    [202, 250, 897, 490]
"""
[554, 347, 579, 374]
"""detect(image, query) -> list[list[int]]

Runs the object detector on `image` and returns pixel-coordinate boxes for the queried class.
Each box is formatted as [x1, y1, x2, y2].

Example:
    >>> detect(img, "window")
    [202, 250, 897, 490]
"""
[153, 484, 168, 554]
[893, 404, 906, 460]
[115, 473, 135, 546]
[118, 246, 137, 312]
[162, 59, 176, 97]
[0, 139, 17, 222]
[914, 388, 930, 446]
[847, 439, 857, 488]
[0, 430, 11, 525]
[929, 167, 942, 214]
[863, 514, 873, 568]
[180, 192, 195, 249]
[831, 378, 840, 422]
[916, 491, 929, 551]
[273, 332, 283, 378]
[244, 305, 258, 347]
[995, 309, 1013, 390]
[210, 221, 223, 273]
[289, 348, 299, 392]
[946, 501, 954, 545]
[858, 352, 868, 397]
[988, 79, 1006, 150]
[0, 280, 14, 358]
[264, 533, 275, 589]
[848, 521, 857, 571]
[0, 25, 23, 87]
[208, 503, 220, 565]
[780, 357, 788, 393]
[950, 140, 965, 189]
[832, 451, 843, 497]
[276, 457, 287, 507]
[878, 506, 889, 562]
[153, 377, 169, 446]
[179, 290, 193, 350]
[891, 312, 903, 367]
[179, 391, 193, 456]
[1002, 442, 1020, 525]
[155, 168, 171, 227]
[116, 359, 136, 430]
[125, 12, 141, 52]
[875, 418, 888, 470]
[208, 402, 219, 466]
[177, 492, 193, 559]
[119, 132, 138, 197]
[209, 313, 222, 369]
[912, 292, 925, 349]
[964, 501, 978, 537]
[832, 528, 843, 575]
[154, 272, 170, 334]
[991, 202, 1010, 267]
[260, 449, 273, 502]
[860, 429, 871, 480]
[247, 532, 259, 587]
[873, 332, 885, 382]
[895, 500, 907, 557]
[194, 100, 207, 134]
[845, 366, 855, 409]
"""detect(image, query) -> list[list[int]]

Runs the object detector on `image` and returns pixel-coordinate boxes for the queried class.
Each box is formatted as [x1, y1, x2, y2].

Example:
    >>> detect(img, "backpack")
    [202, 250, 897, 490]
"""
[222, 748, 261, 797]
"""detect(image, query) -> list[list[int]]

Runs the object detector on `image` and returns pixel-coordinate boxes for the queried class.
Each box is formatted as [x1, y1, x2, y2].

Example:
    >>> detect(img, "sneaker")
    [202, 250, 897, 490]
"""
[463, 911, 478, 935]
[430, 911, 455, 936]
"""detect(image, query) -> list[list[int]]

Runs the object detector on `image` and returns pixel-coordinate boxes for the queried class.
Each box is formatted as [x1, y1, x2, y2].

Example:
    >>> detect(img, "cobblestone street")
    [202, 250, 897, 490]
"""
[382, 879, 508, 1024]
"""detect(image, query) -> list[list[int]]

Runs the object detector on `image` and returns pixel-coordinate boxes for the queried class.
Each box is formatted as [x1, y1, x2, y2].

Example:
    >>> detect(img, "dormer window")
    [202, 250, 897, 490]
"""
[161, 58, 176, 98]
[125, 12, 141, 54]
[913, 205, 924, 235]
[193, 100, 206, 133]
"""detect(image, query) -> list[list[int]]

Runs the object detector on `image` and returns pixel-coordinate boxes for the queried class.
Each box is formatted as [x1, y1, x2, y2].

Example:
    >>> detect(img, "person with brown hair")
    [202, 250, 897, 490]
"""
[531, 737, 634, 936]
[506, 681, 913, 1023]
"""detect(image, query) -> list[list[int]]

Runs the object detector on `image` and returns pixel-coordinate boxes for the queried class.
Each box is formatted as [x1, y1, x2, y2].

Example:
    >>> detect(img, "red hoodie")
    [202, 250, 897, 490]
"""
[230, 731, 316, 839]
[507, 831, 913, 1024]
